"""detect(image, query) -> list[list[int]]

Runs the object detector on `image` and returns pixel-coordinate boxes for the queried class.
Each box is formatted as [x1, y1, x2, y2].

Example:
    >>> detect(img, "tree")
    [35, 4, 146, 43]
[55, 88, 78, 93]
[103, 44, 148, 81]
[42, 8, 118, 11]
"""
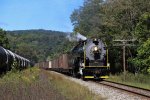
[130, 12, 150, 74]
[101, 0, 150, 39]
[70, 0, 104, 37]
[132, 38, 150, 74]
[0, 28, 9, 48]
[71, 0, 150, 42]
[134, 12, 150, 43]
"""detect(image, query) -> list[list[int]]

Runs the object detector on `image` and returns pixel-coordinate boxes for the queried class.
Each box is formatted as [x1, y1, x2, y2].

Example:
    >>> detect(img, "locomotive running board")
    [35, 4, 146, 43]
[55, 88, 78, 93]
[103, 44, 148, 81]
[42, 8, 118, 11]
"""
[84, 66, 110, 68]
[84, 76, 109, 78]
[84, 76, 94, 78]
[100, 76, 109, 78]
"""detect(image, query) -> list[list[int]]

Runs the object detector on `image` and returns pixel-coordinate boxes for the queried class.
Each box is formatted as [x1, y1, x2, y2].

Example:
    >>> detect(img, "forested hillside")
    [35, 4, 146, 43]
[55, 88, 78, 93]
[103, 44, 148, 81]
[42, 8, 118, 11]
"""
[7, 29, 70, 63]
[70, 0, 150, 74]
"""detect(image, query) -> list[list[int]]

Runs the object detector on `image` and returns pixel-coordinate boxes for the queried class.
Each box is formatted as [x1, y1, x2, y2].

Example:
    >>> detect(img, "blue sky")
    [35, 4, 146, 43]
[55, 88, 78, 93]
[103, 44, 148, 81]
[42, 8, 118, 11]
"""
[0, 0, 83, 32]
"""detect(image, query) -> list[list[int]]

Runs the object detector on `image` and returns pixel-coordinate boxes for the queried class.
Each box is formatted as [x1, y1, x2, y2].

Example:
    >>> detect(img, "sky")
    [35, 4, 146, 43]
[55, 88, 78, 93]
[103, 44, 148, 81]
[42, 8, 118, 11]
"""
[0, 0, 83, 32]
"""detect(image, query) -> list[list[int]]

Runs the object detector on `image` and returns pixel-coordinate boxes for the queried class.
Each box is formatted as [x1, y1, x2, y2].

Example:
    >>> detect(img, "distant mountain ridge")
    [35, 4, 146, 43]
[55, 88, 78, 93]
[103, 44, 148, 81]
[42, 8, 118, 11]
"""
[7, 29, 67, 34]
[6, 29, 69, 62]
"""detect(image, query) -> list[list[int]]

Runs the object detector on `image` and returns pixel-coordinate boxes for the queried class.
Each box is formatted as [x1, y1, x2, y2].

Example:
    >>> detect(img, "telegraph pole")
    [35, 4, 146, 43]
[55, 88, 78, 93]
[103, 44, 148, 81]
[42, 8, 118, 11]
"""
[113, 39, 135, 76]
[123, 41, 126, 74]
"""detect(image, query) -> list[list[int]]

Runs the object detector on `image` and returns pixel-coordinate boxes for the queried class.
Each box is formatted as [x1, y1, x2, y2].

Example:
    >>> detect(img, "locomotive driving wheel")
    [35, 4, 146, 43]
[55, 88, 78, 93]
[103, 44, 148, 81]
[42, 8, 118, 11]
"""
[72, 70, 77, 77]
[81, 75, 87, 81]
[72, 69, 81, 78]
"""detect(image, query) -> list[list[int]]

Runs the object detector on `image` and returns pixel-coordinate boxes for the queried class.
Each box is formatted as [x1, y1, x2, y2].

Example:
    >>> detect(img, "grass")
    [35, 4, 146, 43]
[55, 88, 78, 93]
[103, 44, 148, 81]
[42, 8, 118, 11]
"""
[46, 71, 103, 100]
[106, 72, 150, 90]
[0, 67, 103, 100]
[0, 67, 65, 100]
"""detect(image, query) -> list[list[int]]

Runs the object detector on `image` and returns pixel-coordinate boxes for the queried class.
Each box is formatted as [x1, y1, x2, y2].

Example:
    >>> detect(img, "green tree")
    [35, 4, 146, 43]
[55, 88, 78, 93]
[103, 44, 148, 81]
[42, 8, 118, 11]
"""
[70, 0, 104, 37]
[0, 28, 9, 48]
[130, 12, 150, 74]
[132, 38, 150, 74]
[101, 0, 150, 39]
[134, 12, 150, 43]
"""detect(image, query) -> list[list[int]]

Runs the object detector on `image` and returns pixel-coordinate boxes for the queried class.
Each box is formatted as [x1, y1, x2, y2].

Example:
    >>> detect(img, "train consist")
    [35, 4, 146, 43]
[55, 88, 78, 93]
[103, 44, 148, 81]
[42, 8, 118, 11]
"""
[37, 38, 110, 80]
[0, 46, 31, 73]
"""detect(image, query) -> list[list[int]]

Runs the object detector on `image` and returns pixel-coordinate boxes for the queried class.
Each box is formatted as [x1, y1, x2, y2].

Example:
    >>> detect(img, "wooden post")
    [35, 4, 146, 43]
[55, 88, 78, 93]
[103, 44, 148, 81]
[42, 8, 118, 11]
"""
[123, 42, 126, 80]
[123, 42, 126, 75]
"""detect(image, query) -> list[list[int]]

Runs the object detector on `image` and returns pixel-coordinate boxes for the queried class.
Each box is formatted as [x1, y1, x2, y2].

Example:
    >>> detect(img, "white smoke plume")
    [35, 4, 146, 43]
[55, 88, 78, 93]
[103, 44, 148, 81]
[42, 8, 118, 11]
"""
[66, 33, 87, 41]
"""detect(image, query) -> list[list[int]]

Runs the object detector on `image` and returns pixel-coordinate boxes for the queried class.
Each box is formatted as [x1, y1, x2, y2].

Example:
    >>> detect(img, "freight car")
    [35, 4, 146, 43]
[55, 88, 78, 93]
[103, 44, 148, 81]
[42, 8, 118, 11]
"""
[0, 46, 31, 73]
[35, 61, 52, 69]
[38, 38, 110, 80]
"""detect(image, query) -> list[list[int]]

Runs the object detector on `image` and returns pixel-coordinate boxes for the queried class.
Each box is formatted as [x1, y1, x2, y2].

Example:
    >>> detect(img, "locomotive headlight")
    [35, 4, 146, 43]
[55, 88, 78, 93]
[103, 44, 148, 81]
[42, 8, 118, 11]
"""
[91, 46, 99, 52]
[94, 46, 98, 51]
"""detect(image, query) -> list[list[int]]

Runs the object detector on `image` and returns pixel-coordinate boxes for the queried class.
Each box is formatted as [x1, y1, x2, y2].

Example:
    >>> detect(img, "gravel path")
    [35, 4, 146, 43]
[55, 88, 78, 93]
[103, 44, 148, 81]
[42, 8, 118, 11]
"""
[52, 71, 149, 100]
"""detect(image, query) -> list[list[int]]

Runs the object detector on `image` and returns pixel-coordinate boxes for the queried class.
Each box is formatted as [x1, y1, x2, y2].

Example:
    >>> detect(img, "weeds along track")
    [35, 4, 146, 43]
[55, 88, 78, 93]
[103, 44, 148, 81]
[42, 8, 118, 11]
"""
[97, 80, 150, 98]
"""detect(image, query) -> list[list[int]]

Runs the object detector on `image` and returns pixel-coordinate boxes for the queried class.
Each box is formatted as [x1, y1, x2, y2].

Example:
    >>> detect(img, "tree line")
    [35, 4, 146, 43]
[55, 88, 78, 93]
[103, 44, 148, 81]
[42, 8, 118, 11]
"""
[0, 29, 70, 63]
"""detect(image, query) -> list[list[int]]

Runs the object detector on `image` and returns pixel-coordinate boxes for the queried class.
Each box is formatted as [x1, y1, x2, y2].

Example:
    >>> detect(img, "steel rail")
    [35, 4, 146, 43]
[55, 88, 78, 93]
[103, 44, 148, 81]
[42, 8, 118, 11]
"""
[97, 80, 150, 98]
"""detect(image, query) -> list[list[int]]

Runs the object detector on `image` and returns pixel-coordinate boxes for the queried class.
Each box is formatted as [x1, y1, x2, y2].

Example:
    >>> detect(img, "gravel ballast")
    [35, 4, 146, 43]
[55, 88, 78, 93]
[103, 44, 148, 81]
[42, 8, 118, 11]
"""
[51, 71, 149, 100]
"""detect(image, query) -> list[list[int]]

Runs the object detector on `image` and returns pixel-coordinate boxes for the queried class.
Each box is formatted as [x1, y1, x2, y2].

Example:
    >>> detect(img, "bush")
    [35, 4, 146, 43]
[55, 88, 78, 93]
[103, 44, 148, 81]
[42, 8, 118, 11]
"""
[131, 38, 150, 74]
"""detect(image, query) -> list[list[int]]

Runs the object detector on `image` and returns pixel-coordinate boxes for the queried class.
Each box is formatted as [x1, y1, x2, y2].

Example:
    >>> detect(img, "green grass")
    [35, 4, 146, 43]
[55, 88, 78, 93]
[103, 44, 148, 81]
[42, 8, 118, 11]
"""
[106, 72, 150, 90]
[46, 71, 103, 100]
[0, 67, 65, 100]
[0, 67, 103, 100]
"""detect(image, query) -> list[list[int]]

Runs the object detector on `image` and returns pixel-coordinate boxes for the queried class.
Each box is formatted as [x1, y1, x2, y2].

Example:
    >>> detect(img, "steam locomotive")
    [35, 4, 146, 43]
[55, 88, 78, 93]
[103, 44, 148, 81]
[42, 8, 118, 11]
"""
[0, 46, 31, 73]
[71, 38, 110, 79]
[37, 37, 110, 80]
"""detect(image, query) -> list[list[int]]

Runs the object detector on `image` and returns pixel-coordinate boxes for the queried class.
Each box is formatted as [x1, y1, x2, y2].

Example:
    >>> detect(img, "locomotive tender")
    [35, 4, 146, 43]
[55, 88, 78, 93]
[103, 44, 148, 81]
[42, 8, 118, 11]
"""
[0, 46, 31, 73]
[37, 38, 110, 80]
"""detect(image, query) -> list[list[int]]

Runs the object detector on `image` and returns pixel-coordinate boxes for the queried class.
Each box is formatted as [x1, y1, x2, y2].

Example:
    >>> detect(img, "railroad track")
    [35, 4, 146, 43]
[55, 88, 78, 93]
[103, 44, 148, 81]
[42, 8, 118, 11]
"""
[97, 80, 150, 98]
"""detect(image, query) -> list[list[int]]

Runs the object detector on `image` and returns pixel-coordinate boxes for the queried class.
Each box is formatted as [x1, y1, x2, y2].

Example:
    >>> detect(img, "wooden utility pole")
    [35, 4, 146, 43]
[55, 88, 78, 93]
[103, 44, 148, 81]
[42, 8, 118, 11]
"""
[123, 41, 126, 74]
[113, 39, 135, 75]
